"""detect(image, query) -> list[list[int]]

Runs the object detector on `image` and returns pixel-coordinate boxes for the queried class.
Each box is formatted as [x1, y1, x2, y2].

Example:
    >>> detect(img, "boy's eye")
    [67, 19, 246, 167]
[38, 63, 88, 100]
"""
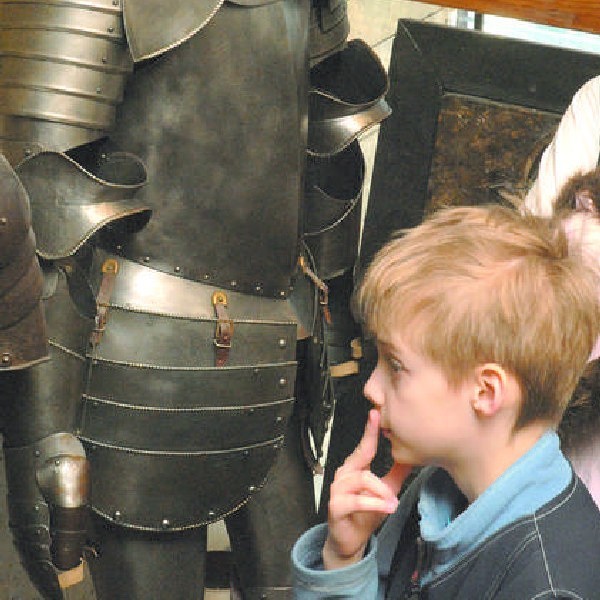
[387, 356, 405, 373]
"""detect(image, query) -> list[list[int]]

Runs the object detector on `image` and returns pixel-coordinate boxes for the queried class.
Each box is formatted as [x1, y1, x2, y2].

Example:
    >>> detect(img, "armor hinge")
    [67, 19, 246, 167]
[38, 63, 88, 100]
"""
[91, 259, 119, 346]
[212, 291, 234, 367]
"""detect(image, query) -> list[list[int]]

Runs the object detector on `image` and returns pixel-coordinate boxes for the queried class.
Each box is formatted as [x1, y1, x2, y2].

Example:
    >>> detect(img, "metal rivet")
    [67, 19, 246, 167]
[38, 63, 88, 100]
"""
[279, 377, 287, 386]
[0, 217, 6, 225]
[243, 450, 250, 457]
[161, 518, 170, 529]
[34, 505, 39, 512]
[230, 280, 237, 287]
[54, 459, 61, 467]
[1, 353, 11, 365]
[107, 26, 114, 33]
[278, 339, 287, 349]
[96, 87, 102, 94]
[112, 0, 119, 5]
[34, 450, 40, 457]
[276, 416, 283, 423]
[143, 256, 150, 263]
[113, 510, 121, 521]
[174, 266, 181, 273]
[203, 274, 210, 281]
[255, 284, 262, 292]
[253, 368, 260, 376]
[279, 290, 286, 298]
[102, 56, 108, 63]
[248, 485, 256, 493]
[207, 510, 215, 518]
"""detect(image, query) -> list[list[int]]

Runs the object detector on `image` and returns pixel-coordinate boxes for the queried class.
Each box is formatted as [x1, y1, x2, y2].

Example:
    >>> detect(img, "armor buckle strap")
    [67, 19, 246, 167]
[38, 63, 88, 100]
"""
[298, 255, 332, 324]
[212, 291, 234, 367]
[91, 259, 119, 346]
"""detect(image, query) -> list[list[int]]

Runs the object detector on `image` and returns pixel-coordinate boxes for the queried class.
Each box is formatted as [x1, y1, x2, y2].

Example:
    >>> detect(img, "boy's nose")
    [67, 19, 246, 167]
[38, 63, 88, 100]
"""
[363, 368, 384, 408]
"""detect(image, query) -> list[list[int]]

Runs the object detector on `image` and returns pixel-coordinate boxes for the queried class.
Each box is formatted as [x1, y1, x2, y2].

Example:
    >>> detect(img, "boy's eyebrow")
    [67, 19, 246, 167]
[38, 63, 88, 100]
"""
[377, 340, 404, 359]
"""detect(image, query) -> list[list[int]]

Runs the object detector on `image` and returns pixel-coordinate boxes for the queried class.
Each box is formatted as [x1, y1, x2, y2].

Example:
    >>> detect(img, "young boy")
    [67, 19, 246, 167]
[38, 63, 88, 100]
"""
[292, 205, 600, 599]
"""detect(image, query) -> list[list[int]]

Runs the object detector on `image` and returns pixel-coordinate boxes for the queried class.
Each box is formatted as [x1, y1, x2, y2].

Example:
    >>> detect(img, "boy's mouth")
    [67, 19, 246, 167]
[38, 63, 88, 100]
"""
[380, 428, 391, 439]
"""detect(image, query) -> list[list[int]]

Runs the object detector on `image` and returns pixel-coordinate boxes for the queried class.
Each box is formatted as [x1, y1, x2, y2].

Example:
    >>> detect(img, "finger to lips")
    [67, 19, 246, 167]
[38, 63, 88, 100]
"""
[342, 409, 380, 471]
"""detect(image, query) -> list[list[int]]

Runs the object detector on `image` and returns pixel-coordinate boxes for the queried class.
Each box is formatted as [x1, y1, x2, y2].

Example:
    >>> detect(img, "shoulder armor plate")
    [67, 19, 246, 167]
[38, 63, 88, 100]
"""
[16, 151, 151, 260]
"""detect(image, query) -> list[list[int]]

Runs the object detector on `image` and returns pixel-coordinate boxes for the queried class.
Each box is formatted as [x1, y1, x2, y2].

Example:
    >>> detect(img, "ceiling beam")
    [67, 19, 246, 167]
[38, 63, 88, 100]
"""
[420, 1, 600, 33]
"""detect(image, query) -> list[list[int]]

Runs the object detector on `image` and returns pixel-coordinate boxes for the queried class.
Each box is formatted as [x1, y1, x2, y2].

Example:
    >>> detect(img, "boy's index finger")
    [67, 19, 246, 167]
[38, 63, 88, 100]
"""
[342, 409, 381, 472]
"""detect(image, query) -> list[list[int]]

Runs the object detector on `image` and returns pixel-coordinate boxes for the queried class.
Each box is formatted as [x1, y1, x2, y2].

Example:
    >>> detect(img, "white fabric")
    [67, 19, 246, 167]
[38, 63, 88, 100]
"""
[525, 75, 600, 216]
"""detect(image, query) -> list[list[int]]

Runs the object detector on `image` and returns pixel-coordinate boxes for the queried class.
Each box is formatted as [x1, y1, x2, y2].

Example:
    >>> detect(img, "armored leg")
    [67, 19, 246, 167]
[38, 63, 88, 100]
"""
[87, 516, 208, 600]
[226, 399, 316, 600]
[1, 268, 92, 599]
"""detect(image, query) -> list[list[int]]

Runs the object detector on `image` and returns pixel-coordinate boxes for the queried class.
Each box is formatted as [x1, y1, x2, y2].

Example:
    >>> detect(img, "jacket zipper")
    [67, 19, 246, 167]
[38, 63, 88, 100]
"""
[405, 536, 425, 599]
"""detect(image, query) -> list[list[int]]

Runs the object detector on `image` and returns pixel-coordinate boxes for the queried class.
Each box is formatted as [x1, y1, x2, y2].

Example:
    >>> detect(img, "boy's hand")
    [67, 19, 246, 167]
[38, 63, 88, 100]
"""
[322, 409, 412, 570]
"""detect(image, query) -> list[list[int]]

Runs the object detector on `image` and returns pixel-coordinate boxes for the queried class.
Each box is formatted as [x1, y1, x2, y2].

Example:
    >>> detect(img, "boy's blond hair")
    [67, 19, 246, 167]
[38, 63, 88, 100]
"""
[355, 205, 600, 429]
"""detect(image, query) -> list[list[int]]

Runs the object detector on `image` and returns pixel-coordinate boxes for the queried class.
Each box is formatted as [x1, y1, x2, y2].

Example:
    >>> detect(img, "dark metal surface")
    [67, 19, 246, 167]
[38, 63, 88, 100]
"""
[303, 140, 364, 279]
[309, 0, 349, 65]
[79, 397, 294, 452]
[226, 402, 315, 600]
[101, 2, 306, 297]
[0, 154, 48, 370]
[3, 434, 88, 599]
[87, 516, 207, 600]
[308, 39, 390, 157]
[17, 151, 150, 260]
[83, 438, 284, 530]
[0, 0, 132, 150]
[123, 0, 223, 61]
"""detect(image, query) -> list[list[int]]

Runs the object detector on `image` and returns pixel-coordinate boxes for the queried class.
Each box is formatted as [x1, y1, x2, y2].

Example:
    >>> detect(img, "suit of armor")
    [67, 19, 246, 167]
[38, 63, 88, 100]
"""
[0, 1, 390, 598]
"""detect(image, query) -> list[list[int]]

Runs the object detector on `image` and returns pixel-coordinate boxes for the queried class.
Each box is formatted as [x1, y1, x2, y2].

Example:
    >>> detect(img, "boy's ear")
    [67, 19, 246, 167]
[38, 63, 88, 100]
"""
[471, 364, 509, 417]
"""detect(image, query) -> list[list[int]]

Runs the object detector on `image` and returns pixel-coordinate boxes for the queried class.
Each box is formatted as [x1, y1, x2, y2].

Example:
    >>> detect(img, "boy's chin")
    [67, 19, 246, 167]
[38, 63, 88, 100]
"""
[391, 444, 422, 466]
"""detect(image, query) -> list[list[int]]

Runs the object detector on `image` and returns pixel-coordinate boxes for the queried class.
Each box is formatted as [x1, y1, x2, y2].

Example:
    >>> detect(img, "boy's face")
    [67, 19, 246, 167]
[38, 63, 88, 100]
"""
[364, 333, 476, 469]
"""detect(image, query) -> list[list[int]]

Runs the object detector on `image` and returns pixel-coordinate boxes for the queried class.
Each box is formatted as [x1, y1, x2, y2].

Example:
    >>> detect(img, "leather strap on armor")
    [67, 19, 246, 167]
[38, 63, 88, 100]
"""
[91, 258, 119, 347]
[212, 290, 234, 367]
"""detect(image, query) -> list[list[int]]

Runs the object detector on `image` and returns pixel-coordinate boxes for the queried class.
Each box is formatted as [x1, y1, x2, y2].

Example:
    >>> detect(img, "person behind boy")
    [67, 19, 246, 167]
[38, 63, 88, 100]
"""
[292, 204, 600, 599]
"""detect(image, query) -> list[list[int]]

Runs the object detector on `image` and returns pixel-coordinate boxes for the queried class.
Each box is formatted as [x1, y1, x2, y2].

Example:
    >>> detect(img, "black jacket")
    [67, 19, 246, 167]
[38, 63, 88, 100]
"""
[387, 475, 600, 599]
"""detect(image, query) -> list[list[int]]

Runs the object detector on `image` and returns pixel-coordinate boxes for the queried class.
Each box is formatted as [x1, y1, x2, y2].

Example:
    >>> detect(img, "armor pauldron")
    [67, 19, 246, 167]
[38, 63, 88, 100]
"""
[16, 150, 150, 260]
[0, 0, 133, 155]
[123, 0, 224, 61]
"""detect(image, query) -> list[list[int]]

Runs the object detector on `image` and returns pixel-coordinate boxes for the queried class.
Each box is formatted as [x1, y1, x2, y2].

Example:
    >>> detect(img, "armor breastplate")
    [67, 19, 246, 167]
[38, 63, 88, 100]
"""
[0, 0, 133, 164]
[94, 0, 306, 298]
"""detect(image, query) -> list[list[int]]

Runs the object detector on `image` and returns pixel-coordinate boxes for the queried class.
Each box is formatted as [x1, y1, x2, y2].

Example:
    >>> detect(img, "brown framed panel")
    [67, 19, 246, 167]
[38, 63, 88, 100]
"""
[361, 19, 600, 270]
